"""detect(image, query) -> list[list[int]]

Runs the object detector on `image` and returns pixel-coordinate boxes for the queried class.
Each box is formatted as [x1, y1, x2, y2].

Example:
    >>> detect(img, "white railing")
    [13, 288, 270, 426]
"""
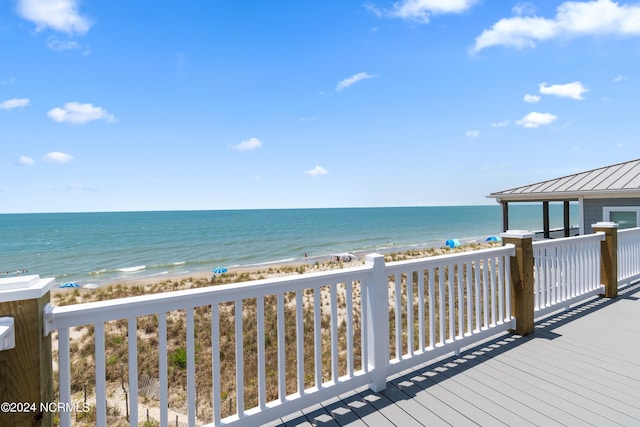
[618, 227, 640, 287]
[532, 232, 605, 319]
[46, 266, 374, 427]
[43, 245, 516, 427]
[382, 245, 515, 378]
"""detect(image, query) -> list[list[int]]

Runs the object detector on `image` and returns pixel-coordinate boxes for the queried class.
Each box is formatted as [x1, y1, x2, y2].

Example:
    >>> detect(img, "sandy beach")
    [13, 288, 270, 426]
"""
[51, 241, 498, 301]
[51, 255, 358, 302]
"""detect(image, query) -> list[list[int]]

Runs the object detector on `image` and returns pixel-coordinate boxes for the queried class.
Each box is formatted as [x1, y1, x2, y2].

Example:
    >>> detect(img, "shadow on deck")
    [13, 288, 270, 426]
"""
[272, 280, 640, 427]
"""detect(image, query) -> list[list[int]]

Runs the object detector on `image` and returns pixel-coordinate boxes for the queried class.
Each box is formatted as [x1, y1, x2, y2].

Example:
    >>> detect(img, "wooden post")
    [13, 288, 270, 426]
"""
[501, 201, 509, 232]
[543, 201, 550, 239]
[0, 275, 55, 427]
[501, 231, 535, 335]
[120, 363, 129, 422]
[564, 200, 571, 237]
[592, 222, 618, 298]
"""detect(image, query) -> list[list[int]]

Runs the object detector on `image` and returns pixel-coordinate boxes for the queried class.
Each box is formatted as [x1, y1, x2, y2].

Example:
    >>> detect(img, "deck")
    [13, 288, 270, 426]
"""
[5, 228, 639, 427]
[269, 281, 640, 427]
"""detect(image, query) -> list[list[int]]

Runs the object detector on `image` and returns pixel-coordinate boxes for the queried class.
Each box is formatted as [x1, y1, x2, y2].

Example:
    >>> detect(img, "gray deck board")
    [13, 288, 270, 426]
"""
[399, 366, 511, 427]
[505, 343, 640, 412]
[338, 391, 396, 426]
[448, 356, 571, 427]
[465, 345, 607, 425]
[319, 395, 368, 427]
[425, 362, 541, 427]
[300, 402, 339, 426]
[358, 387, 423, 426]
[267, 282, 640, 427]
[381, 380, 450, 426]
[493, 353, 635, 426]
[525, 336, 640, 389]
[388, 374, 476, 426]
[279, 408, 313, 427]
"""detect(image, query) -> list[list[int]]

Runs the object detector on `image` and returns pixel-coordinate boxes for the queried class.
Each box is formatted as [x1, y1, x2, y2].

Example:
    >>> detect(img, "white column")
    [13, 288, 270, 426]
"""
[364, 253, 388, 392]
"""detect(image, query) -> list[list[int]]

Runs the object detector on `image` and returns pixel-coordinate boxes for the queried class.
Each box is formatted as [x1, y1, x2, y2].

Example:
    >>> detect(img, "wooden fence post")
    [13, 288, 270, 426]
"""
[0, 275, 55, 427]
[365, 253, 388, 392]
[592, 222, 618, 298]
[501, 231, 535, 336]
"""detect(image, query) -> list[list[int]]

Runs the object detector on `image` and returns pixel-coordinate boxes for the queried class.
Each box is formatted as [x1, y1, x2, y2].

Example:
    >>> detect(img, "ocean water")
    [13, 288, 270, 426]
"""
[0, 205, 578, 286]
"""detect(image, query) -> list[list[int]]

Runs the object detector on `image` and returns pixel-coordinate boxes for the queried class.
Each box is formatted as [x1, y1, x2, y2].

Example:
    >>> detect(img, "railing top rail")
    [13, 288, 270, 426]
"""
[532, 231, 605, 249]
[618, 226, 640, 235]
[45, 264, 372, 333]
[385, 244, 515, 274]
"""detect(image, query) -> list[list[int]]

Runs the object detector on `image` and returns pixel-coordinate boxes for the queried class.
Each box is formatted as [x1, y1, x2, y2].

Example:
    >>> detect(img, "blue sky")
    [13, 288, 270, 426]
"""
[2, 0, 639, 213]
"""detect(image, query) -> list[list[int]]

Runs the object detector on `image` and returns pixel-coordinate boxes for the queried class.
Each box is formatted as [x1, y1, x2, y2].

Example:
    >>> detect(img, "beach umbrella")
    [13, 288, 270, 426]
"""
[486, 236, 502, 242]
[83, 283, 98, 289]
[335, 253, 358, 262]
[445, 239, 461, 248]
[212, 267, 228, 274]
[59, 282, 80, 288]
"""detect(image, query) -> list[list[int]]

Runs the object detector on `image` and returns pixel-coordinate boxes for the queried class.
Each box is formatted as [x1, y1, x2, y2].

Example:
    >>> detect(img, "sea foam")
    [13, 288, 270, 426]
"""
[118, 265, 146, 272]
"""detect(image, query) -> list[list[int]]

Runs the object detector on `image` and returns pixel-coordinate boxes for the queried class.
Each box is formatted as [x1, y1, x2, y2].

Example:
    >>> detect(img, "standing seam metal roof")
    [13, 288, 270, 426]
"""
[489, 159, 640, 199]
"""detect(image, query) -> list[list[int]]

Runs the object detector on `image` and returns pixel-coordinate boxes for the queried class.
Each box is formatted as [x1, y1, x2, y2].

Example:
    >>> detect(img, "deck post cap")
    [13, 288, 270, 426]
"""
[500, 230, 535, 239]
[0, 275, 56, 303]
[592, 221, 618, 229]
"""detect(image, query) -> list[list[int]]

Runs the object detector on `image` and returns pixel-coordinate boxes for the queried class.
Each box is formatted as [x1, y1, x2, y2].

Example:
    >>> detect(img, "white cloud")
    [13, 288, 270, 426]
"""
[231, 137, 263, 151]
[18, 156, 35, 166]
[16, 0, 92, 35]
[539, 81, 588, 100]
[465, 130, 480, 138]
[512, 2, 537, 16]
[336, 72, 375, 92]
[0, 98, 30, 110]
[472, 16, 557, 52]
[367, 0, 478, 23]
[43, 152, 73, 163]
[364, 3, 384, 17]
[491, 120, 510, 128]
[306, 165, 328, 176]
[516, 112, 558, 128]
[47, 36, 82, 52]
[472, 0, 640, 52]
[613, 75, 627, 82]
[523, 94, 541, 103]
[47, 102, 116, 124]
[1, 77, 16, 85]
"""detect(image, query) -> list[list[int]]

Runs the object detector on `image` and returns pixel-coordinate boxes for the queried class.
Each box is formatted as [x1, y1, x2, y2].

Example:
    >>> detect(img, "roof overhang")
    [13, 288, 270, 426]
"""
[488, 189, 640, 203]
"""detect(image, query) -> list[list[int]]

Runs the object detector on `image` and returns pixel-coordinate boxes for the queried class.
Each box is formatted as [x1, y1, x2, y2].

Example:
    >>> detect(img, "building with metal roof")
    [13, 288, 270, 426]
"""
[488, 158, 640, 236]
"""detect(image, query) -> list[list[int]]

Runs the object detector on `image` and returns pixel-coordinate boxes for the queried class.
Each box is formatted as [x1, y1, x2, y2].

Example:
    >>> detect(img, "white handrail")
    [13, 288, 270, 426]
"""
[618, 227, 640, 286]
[45, 244, 521, 427]
[532, 232, 605, 318]
[45, 267, 371, 332]
[382, 245, 516, 377]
